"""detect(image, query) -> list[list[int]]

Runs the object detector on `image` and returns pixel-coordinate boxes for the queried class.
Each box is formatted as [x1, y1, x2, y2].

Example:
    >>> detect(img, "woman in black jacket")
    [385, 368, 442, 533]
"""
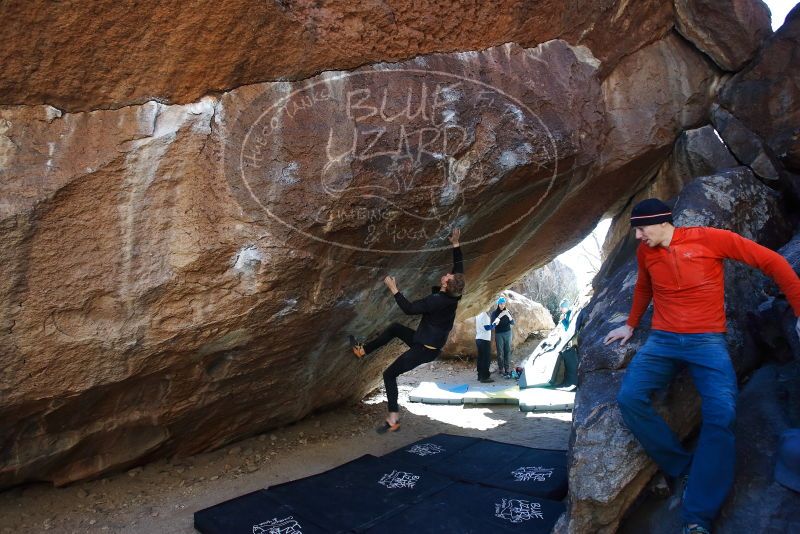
[489, 297, 515, 378]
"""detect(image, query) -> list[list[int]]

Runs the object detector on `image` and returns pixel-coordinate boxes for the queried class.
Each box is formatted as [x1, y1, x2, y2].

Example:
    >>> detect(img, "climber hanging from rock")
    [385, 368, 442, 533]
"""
[349, 227, 464, 434]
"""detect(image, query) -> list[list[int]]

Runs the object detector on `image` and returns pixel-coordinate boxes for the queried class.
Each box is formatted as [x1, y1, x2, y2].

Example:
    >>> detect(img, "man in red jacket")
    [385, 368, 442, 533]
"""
[604, 198, 800, 534]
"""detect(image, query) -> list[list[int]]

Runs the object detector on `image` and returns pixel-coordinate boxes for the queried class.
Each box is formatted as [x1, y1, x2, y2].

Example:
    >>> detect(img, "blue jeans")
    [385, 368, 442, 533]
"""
[495, 330, 512, 373]
[617, 330, 737, 529]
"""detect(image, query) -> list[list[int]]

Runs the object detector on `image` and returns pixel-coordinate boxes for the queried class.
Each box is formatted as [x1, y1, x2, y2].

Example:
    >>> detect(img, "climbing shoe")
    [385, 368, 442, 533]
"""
[376, 420, 401, 434]
[349, 335, 366, 358]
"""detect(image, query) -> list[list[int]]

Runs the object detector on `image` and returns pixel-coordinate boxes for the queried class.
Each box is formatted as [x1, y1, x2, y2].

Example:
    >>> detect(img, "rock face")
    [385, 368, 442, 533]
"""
[0, 0, 674, 111]
[717, 4, 800, 172]
[442, 290, 554, 357]
[0, 1, 734, 491]
[596, 32, 719, 178]
[711, 104, 782, 181]
[667, 125, 740, 184]
[562, 168, 795, 533]
[674, 0, 771, 71]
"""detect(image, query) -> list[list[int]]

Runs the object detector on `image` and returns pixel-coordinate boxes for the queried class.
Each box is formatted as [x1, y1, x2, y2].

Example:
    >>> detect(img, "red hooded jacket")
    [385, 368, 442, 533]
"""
[626, 226, 800, 333]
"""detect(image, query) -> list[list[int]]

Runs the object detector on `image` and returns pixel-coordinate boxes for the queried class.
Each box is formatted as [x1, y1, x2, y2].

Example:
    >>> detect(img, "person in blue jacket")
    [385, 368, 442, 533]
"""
[489, 297, 515, 378]
[559, 299, 573, 331]
[349, 229, 465, 433]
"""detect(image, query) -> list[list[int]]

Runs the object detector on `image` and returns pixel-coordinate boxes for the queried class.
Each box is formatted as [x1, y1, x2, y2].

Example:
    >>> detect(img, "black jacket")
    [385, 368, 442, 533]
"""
[393, 246, 463, 349]
[490, 306, 515, 333]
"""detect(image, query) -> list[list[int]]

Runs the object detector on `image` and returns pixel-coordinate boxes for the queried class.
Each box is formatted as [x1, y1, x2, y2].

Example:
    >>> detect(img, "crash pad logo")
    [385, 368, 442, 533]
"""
[407, 443, 445, 456]
[495, 498, 544, 523]
[252, 515, 302, 534]
[378, 469, 420, 489]
[512, 466, 555, 482]
[232, 68, 557, 260]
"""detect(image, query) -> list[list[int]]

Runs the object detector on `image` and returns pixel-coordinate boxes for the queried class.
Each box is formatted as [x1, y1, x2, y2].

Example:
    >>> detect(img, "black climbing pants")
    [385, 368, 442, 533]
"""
[476, 339, 491, 380]
[364, 322, 440, 412]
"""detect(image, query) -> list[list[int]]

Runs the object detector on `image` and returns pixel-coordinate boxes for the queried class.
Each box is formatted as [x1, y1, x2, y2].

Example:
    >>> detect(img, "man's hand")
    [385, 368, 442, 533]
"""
[603, 324, 634, 346]
[448, 227, 460, 247]
[492, 317, 501, 326]
[383, 275, 399, 295]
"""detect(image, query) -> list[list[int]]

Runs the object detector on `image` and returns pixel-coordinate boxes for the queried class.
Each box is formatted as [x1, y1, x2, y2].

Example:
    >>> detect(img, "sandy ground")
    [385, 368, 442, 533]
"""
[0, 338, 572, 533]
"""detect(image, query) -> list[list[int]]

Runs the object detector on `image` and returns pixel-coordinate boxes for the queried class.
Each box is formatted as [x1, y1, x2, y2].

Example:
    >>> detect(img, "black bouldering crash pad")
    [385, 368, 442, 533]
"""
[194, 435, 569, 534]
[479, 447, 569, 500]
[379, 433, 481, 467]
[425, 439, 568, 499]
[193, 489, 327, 534]
[265, 454, 453, 532]
[363, 481, 566, 534]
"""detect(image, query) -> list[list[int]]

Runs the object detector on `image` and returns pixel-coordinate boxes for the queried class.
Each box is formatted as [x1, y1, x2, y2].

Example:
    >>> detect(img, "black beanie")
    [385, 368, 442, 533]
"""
[630, 198, 673, 227]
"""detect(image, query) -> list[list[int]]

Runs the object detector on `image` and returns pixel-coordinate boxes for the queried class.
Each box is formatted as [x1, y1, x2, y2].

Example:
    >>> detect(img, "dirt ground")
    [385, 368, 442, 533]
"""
[0, 338, 572, 533]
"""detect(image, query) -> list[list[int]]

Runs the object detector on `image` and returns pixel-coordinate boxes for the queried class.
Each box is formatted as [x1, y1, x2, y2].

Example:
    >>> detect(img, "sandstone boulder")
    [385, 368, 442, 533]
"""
[0, 0, 673, 112]
[596, 33, 720, 179]
[442, 290, 554, 357]
[674, 0, 771, 71]
[528, 31, 721, 298]
[717, 4, 800, 173]
[711, 104, 782, 181]
[669, 125, 741, 183]
[0, 24, 720, 488]
[0, 39, 599, 488]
